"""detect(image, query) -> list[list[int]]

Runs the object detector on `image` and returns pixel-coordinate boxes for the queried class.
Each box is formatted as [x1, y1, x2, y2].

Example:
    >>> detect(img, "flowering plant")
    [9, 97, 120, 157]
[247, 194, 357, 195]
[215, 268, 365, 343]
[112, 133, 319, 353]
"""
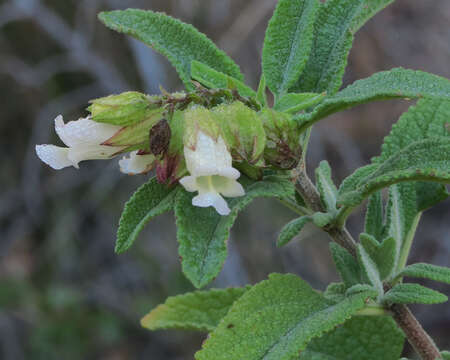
[36, 1, 450, 359]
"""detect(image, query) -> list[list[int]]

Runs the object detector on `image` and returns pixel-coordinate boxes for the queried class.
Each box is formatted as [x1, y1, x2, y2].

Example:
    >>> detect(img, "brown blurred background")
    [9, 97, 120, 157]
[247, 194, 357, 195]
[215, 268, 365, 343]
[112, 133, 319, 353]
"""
[0, 0, 449, 359]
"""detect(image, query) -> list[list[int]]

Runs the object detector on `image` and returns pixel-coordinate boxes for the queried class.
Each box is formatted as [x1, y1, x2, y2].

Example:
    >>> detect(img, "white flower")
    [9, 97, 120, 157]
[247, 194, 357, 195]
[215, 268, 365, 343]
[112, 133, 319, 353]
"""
[36, 115, 124, 169]
[119, 151, 155, 175]
[179, 131, 245, 215]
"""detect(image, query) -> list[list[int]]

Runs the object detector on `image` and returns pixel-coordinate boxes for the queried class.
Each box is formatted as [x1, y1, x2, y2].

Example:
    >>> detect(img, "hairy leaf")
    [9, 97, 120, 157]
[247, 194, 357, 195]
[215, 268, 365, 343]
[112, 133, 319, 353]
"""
[315, 160, 338, 212]
[195, 273, 375, 360]
[175, 176, 296, 288]
[300, 316, 404, 360]
[338, 138, 450, 207]
[277, 216, 311, 247]
[382, 283, 448, 305]
[357, 244, 383, 296]
[324, 282, 346, 303]
[360, 233, 396, 281]
[141, 287, 248, 332]
[364, 192, 384, 241]
[399, 263, 450, 285]
[329, 243, 362, 287]
[191, 61, 255, 98]
[295, 69, 450, 133]
[311, 211, 334, 228]
[99, 10, 243, 90]
[338, 164, 378, 196]
[291, 0, 394, 95]
[263, 0, 319, 97]
[256, 74, 268, 107]
[116, 178, 178, 253]
[274, 92, 325, 114]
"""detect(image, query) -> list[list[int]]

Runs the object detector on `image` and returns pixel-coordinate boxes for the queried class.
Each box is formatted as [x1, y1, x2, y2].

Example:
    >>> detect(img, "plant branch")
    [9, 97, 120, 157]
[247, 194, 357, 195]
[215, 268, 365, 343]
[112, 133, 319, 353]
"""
[390, 303, 441, 360]
[293, 166, 357, 257]
[293, 166, 442, 360]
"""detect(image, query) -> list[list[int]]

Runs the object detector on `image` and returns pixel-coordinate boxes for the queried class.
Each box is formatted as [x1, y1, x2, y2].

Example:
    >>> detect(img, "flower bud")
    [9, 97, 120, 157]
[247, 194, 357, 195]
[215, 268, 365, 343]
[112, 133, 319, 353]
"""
[212, 102, 266, 164]
[259, 109, 302, 169]
[88, 91, 158, 126]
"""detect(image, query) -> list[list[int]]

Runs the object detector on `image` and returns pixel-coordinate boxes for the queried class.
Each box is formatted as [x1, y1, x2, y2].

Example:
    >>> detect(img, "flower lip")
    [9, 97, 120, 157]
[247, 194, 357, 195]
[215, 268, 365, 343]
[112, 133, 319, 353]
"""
[119, 151, 155, 175]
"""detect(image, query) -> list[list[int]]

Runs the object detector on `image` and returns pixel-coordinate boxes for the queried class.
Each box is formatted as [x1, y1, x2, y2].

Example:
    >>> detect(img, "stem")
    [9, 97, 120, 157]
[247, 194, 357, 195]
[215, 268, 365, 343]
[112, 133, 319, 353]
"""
[293, 168, 357, 257]
[292, 167, 442, 360]
[391, 303, 441, 360]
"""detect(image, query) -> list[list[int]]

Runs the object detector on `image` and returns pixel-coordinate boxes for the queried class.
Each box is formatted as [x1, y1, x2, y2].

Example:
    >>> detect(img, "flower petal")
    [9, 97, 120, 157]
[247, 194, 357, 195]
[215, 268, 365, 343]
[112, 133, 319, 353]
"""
[67, 145, 123, 167]
[119, 151, 155, 175]
[184, 132, 234, 177]
[218, 179, 245, 197]
[179, 176, 198, 192]
[35, 144, 74, 170]
[55, 115, 121, 147]
[192, 192, 231, 215]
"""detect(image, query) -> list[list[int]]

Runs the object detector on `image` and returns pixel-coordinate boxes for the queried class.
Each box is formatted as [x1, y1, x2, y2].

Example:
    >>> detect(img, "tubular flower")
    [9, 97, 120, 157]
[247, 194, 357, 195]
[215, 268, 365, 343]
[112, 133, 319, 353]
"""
[179, 131, 245, 215]
[36, 115, 124, 170]
[119, 151, 155, 175]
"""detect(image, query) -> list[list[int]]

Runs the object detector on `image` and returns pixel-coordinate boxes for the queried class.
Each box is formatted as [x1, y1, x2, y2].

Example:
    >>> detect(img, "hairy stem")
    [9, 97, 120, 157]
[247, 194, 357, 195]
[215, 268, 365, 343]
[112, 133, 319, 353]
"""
[390, 303, 441, 360]
[293, 167, 357, 257]
[293, 167, 441, 360]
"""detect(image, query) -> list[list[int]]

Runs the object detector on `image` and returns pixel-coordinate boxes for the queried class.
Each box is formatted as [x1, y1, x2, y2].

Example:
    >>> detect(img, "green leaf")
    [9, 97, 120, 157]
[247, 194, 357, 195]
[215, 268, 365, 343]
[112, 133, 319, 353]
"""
[256, 74, 268, 107]
[338, 164, 378, 195]
[274, 92, 325, 114]
[99, 10, 243, 90]
[345, 284, 378, 298]
[329, 243, 362, 287]
[311, 211, 334, 228]
[399, 263, 450, 285]
[291, 0, 394, 95]
[382, 184, 421, 271]
[441, 351, 450, 360]
[375, 99, 450, 213]
[190, 61, 255, 98]
[116, 178, 178, 254]
[360, 233, 396, 281]
[357, 244, 383, 297]
[300, 316, 404, 360]
[262, 0, 319, 97]
[315, 160, 338, 212]
[295, 69, 450, 133]
[277, 216, 311, 247]
[324, 282, 346, 303]
[364, 192, 384, 240]
[338, 138, 450, 207]
[175, 176, 296, 288]
[141, 287, 248, 332]
[195, 273, 375, 360]
[382, 283, 448, 305]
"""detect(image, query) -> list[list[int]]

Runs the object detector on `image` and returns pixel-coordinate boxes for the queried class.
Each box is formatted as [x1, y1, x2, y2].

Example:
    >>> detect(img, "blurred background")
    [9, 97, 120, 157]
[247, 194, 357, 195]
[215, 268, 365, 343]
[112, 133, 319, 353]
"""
[0, 0, 449, 358]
